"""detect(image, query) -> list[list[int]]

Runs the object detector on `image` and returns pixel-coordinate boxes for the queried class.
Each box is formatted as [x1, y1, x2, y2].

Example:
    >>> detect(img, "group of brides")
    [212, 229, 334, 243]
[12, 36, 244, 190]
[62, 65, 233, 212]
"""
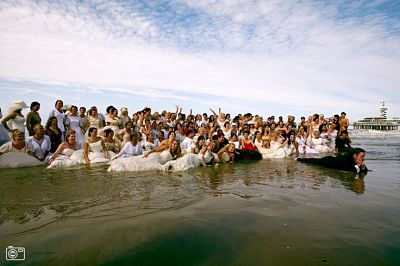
[0, 100, 351, 171]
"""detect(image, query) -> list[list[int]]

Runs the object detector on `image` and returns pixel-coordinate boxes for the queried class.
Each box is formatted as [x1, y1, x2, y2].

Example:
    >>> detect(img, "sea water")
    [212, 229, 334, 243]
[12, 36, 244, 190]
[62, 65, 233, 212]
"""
[0, 131, 399, 265]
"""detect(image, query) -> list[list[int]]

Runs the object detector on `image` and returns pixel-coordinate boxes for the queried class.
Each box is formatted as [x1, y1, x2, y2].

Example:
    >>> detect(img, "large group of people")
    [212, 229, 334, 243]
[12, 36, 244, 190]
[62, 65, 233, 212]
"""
[0, 99, 366, 173]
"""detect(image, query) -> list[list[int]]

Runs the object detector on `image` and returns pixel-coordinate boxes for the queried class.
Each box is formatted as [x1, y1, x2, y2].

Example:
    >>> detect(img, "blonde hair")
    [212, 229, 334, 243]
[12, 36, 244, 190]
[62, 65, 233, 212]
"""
[12, 130, 24, 139]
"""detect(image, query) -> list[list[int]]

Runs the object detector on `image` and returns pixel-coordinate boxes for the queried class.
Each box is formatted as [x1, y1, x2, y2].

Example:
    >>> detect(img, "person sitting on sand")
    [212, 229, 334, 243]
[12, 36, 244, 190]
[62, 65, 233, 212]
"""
[27, 124, 51, 162]
[0, 130, 34, 156]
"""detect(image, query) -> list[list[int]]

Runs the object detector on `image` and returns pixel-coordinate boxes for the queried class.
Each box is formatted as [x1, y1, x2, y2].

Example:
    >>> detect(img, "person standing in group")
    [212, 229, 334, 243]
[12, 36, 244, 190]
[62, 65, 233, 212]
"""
[79, 107, 89, 133]
[45, 116, 63, 153]
[1, 101, 29, 136]
[119, 107, 131, 129]
[26, 101, 42, 136]
[0, 107, 11, 145]
[48, 100, 66, 141]
[87, 106, 104, 130]
[65, 105, 84, 149]
[339, 112, 349, 133]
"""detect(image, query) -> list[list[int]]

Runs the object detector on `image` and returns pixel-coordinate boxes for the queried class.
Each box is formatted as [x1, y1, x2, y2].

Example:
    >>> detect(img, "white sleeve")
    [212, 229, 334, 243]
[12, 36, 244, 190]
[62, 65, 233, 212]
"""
[0, 142, 12, 153]
[115, 142, 130, 158]
[43, 136, 51, 152]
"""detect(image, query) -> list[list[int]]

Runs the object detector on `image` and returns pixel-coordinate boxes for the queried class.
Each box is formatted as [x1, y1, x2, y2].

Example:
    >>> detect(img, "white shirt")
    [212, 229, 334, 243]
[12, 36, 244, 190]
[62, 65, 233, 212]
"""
[181, 137, 193, 152]
[27, 135, 51, 158]
[49, 109, 66, 132]
[115, 142, 143, 159]
[0, 141, 34, 153]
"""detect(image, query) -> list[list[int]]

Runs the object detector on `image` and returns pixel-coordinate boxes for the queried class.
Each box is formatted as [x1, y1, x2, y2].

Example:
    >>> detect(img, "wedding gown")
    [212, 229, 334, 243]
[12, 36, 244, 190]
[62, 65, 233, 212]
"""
[263, 140, 286, 159]
[107, 150, 173, 172]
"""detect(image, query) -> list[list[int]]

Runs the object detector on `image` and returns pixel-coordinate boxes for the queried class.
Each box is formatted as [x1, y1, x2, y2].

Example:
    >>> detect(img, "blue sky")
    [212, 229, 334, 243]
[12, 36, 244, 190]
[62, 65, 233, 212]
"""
[0, 0, 399, 121]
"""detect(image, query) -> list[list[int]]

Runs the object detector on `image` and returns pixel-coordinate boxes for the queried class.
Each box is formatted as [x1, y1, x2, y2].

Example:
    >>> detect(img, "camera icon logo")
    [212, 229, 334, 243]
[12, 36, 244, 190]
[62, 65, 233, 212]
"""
[6, 246, 25, 261]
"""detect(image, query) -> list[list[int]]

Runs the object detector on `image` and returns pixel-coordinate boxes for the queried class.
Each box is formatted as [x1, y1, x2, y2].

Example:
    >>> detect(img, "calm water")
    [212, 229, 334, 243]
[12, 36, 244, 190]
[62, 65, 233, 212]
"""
[0, 131, 399, 265]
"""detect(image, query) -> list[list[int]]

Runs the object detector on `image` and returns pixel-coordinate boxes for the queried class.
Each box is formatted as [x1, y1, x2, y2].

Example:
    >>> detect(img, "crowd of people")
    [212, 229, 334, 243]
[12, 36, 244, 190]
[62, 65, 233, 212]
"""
[0, 99, 365, 172]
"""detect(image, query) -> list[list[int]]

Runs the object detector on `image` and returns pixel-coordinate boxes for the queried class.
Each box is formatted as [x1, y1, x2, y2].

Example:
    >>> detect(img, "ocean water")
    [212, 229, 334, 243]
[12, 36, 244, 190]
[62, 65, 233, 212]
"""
[0, 130, 399, 265]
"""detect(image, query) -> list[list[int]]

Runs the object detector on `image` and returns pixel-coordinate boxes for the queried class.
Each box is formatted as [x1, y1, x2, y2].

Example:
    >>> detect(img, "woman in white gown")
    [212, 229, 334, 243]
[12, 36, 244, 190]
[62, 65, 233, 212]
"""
[296, 127, 318, 155]
[1, 101, 28, 136]
[254, 131, 271, 158]
[108, 139, 181, 172]
[263, 133, 286, 159]
[105, 107, 121, 136]
[162, 139, 219, 171]
[308, 130, 332, 153]
[47, 130, 81, 168]
[284, 133, 299, 157]
[83, 127, 109, 164]
[0, 130, 42, 168]
[66, 106, 84, 149]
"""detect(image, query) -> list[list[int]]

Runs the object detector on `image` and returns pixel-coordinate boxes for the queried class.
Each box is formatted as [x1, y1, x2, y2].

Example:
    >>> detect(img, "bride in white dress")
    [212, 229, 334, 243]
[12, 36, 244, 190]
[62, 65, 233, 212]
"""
[66, 106, 84, 149]
[1, 101, 28, 136]
[162, 138, 218, 171]
[108, 139, 181, 172]
[263, 133, 286, 159]
[0, 130, 42, 168]
[47, 130, 80, 168]
[296, 127, 318, 155]
[308, 130, 332, 153]
[254, 131, 272, 158]
[83, 127, 109, 164]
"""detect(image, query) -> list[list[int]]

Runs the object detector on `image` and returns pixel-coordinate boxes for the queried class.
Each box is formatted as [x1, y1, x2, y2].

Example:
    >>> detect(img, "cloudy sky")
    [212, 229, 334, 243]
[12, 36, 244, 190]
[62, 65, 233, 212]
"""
[0, 0, 399, 121]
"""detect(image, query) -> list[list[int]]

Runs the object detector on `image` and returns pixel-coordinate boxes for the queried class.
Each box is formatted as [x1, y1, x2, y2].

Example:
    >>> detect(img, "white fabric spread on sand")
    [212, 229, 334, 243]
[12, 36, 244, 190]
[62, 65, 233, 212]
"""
[108, 150, 173, 172]
[0, 152, 43, 169]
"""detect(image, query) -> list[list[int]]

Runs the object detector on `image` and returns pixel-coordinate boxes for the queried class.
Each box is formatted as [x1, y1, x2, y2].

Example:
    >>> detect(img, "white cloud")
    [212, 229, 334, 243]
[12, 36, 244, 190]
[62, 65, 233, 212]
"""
[0, 0, 399, 120]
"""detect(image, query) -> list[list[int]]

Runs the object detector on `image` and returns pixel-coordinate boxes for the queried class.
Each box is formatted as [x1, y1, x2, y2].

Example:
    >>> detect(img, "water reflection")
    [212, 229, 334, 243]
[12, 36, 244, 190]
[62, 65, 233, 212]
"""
[0, 158, 368, 236]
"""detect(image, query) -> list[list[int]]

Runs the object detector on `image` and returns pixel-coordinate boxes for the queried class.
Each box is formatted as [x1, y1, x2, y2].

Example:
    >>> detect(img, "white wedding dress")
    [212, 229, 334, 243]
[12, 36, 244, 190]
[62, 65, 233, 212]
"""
[310, 137, 332, 153]
[67, 115, 84, 149]
[296, 136, 318, 155]
[0, 152, 43, 169]
[107, 150, 173, 172]
[263, 140, 286, 159]
[47, 148, 79, 169]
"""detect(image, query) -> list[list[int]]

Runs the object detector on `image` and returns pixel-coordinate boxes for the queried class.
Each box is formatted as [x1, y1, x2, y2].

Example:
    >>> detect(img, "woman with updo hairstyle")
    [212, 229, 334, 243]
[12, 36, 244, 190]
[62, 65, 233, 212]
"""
[83, 127, 109, 165]
[102, 128, 121, 155]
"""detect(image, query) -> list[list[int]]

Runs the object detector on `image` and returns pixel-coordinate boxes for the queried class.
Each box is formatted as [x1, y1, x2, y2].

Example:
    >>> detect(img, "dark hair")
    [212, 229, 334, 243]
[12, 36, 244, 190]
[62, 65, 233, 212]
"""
[80, 106, 86, 111]
[70, 105, 78, 111]
[287, 133, 295, 146]
[353, 148, 365, 155]
[341, 112, 346, 116]
[30, 101, 40, 110]
[253, 130, 260, 142]
[186, 129, 194, 136]
[55, 99, 63, 107]
[88, 127, 97, 137]
[106, 106, 115, 114]
[301, 116, 305, 120]
[104, 128, 114, 137]
[168, 131, 175, 138]
[46, 116, 58, 129]
[197, 136, 205, 142]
